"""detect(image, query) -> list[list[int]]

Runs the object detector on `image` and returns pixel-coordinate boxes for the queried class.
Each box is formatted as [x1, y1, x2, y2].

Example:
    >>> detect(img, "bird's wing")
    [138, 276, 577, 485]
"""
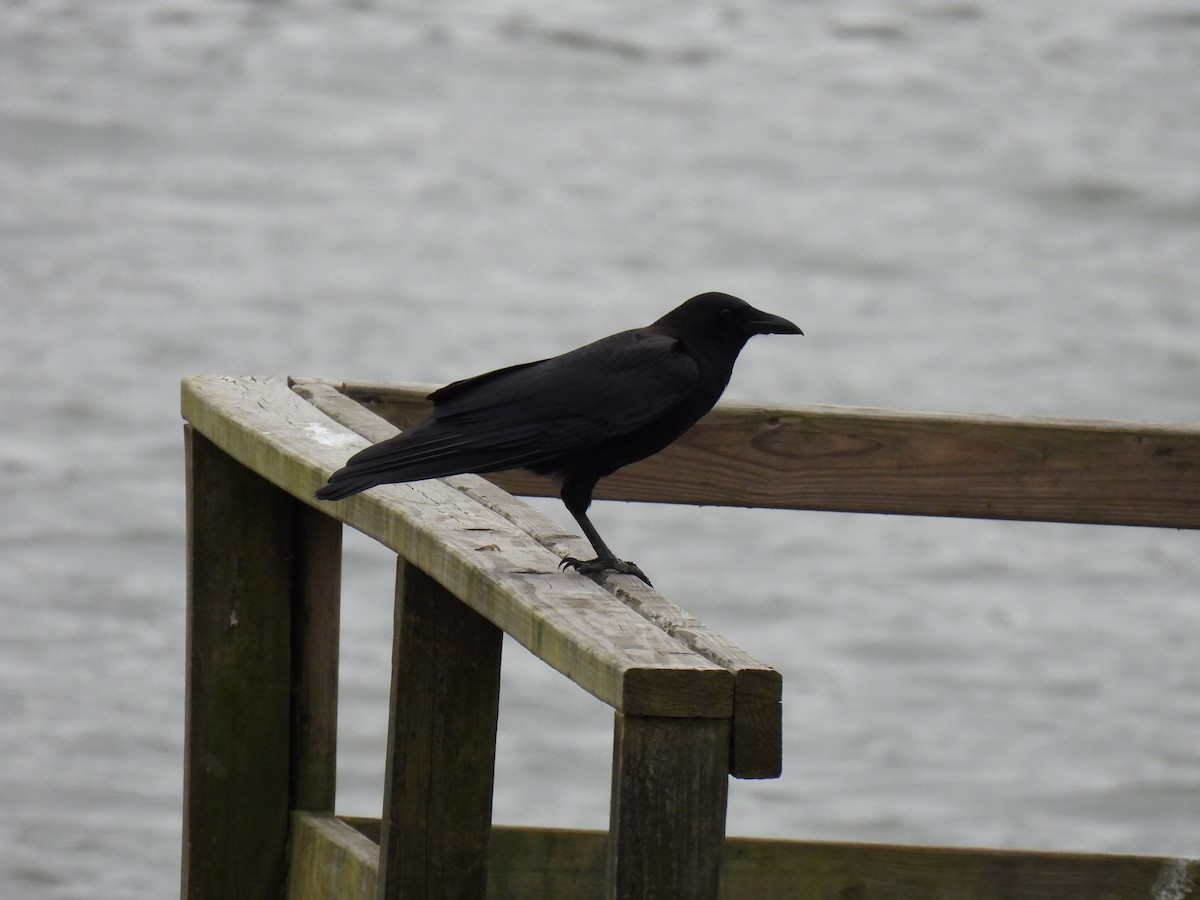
[322, 329, 698, 487]
[430, 329, 700, 454]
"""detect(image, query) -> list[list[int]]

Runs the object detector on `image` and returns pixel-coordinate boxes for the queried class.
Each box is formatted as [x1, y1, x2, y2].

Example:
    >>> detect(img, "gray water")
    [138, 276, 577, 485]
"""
[3, 2, 1199, 897]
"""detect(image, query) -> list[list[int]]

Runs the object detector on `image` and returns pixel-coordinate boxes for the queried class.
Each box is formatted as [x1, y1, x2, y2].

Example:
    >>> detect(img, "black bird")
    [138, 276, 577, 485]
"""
[316, 292, 802, 584]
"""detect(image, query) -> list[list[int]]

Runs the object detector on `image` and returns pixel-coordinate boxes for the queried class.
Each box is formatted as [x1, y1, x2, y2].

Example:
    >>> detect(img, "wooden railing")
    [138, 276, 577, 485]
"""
[180, 375, 1200, 900]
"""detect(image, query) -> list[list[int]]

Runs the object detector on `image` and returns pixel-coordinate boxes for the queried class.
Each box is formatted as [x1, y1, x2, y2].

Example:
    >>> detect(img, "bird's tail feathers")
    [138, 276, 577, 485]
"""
[315, 424, 551, 501]
[314, 474, 385, 501]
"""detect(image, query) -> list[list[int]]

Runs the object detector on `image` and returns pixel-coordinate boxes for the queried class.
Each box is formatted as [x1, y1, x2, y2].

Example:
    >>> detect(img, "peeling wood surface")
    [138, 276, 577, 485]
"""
[182, 375, 732, 719]
[323, 378, 1200, 529]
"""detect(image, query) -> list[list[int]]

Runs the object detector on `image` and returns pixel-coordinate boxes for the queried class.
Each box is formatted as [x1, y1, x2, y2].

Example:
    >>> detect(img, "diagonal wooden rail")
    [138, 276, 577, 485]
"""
[290, 377, 784, 778]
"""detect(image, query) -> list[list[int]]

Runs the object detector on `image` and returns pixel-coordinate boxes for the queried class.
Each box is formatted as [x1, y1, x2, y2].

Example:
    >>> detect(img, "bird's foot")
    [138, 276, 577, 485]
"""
[560, 556, 653, 587]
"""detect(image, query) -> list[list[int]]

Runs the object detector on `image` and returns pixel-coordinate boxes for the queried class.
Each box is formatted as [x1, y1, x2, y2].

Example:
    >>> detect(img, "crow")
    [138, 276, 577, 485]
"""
[316, 292, 802, 584]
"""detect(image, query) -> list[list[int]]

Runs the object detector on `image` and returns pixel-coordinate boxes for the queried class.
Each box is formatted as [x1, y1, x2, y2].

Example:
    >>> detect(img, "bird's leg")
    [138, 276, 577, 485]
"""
[561, 508, 653, 587]
[558, 482, 652, 586]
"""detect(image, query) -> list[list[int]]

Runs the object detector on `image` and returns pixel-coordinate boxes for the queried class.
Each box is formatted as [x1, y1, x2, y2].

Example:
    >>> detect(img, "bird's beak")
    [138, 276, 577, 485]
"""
[745, 308, 803, 336]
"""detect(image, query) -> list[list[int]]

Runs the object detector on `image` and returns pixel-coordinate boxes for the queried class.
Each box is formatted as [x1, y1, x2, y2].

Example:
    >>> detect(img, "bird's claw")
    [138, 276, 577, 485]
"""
[560, 556, 653, 587]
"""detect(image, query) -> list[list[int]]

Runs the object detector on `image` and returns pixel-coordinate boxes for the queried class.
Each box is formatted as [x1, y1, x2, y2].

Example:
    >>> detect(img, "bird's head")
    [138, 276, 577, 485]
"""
[655, 292, 803, 346]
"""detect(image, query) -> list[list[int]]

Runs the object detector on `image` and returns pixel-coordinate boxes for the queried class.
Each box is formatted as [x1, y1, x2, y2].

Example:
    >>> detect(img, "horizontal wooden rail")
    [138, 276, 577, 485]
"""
[286, 813, 1200, 900]
[321, 378, 1200, 529]
[182, 375, 742, 720]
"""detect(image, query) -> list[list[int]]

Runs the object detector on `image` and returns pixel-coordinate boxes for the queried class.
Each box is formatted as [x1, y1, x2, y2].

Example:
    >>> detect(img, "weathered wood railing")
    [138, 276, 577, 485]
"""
[181, 375, 1200, 900]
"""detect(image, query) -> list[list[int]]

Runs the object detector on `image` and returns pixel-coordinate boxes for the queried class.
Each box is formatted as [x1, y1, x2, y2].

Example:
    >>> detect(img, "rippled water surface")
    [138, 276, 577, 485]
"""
[2, 2, 1199, 897]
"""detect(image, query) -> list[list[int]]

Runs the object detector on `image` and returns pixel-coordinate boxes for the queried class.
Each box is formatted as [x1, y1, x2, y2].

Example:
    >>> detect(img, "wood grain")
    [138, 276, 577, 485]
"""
[376, 560, 502, 900]
[290, 502, 342, 813]
[607, 714, 731, 900]
[182, 426, 292, 900]
[286, 813, 378, 900]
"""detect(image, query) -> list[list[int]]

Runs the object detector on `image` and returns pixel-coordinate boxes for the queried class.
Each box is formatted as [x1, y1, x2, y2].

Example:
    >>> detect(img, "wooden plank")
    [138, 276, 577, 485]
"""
[717, 837, 1200, 900]
[182, 426, 292, 900]
[287, 813, 378, 900]
[607, 714, 731, 900]
[182, 376, 732, 719]
[292, 377, 782, 780]
[290, 503, 342, 812]
[599, 580, 780, 781]
[376, 560, 503, 900]
[485, 826, 608, 900]
[331, 379, 1200, 529]
[291, 378, 403, 446]
[300, 817, 1200, 900]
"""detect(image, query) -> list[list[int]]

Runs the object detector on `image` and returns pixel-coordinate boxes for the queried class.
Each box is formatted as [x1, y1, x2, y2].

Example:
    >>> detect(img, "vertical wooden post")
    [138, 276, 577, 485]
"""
[290, 503, 342, 812]
[376, 559, 504, 900]
[607, 714, 731, 900]
[181, 427, 294, 900]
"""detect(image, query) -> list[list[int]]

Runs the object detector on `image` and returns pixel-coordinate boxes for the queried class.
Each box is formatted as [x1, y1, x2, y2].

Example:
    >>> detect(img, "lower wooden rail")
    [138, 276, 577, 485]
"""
[287, 812, 1200, 900]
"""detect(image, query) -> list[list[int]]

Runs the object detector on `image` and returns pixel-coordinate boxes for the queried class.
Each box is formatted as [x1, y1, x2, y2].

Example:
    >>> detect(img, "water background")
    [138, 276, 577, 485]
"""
[2, 2, 1199, 897]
